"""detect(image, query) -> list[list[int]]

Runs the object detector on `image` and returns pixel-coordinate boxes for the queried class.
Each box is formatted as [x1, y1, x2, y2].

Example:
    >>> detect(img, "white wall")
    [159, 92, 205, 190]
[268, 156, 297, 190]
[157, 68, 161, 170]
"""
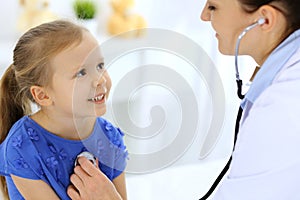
[0, 0, 212, 67]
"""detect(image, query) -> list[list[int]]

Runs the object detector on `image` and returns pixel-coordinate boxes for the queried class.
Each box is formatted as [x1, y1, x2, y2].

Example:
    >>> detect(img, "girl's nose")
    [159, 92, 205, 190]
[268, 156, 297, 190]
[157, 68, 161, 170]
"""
[200, 2, 211, 22]
[93, 73, 107, 88]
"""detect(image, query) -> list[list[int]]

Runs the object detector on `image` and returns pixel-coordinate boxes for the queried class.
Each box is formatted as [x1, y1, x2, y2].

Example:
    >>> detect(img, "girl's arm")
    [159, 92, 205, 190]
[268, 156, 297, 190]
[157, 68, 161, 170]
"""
[11, 175, 60, 200]
[112, 172, 127, 200]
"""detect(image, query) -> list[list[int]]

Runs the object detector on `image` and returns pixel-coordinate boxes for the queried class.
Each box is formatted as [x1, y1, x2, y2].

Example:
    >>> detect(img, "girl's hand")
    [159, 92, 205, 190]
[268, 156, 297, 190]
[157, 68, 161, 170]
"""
[67, 157, 122, 200]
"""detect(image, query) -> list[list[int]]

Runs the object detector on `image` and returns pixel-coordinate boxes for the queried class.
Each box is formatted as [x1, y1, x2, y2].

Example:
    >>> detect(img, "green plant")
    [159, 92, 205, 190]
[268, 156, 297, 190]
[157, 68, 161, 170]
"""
[73, 0, 97, 20]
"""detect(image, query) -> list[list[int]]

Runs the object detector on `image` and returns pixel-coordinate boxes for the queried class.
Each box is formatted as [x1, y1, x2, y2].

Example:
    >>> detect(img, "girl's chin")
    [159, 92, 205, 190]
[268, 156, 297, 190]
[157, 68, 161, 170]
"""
[94, 107, 107, 117]
[73, 107, 107, 118]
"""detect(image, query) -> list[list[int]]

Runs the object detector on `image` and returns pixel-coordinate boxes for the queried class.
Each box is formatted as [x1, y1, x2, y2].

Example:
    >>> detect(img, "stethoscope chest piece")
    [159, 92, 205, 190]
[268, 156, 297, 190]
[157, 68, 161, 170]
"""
[74, 151, 97, 167]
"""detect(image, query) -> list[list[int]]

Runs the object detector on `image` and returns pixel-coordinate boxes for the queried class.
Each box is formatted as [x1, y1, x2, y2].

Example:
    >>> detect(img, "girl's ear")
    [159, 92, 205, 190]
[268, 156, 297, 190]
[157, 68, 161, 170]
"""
[30, 86, 52, 106]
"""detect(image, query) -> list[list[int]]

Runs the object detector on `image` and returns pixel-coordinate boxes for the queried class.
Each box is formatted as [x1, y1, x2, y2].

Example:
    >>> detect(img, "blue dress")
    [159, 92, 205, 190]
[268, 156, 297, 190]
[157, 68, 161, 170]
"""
[0, 116, 128, 200]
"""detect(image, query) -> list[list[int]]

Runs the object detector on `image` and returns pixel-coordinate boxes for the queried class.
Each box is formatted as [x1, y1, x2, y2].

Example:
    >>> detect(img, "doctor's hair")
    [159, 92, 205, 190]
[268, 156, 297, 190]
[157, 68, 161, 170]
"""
[0, 19, 86, 200]
[239, 0, 300, 35]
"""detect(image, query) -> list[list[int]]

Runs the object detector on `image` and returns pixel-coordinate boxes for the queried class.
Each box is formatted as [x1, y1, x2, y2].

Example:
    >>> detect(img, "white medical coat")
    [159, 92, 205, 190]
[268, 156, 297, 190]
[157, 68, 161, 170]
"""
[213, 29, 300, 199]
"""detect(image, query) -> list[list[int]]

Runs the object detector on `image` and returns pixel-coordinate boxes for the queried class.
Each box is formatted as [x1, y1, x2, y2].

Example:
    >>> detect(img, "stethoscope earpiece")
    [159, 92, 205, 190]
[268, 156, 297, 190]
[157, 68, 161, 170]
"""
[257, 18, 266, 25]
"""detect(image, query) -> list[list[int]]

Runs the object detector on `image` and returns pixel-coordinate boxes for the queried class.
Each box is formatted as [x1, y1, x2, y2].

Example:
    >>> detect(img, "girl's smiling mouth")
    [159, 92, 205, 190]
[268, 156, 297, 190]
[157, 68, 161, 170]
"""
[88, 93, 105, 103]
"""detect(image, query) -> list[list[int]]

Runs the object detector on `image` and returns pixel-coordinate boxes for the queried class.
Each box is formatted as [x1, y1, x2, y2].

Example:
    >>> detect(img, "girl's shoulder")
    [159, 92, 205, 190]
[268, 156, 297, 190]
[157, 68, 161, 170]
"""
[2, 115, 71, 162]
[96, 117, 125, 146]
[4, 116, 36, 145]
[0, 116, 45, 178]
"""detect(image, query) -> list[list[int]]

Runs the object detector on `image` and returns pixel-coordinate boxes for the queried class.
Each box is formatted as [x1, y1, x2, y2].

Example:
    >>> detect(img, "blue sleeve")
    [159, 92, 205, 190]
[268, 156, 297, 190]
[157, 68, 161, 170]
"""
[0, 128, 41, 180]
[98, 118, 128, 180]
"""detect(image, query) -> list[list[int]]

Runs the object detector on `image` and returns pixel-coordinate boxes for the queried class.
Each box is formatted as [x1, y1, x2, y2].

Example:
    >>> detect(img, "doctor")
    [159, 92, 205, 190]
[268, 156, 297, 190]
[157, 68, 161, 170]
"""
[62, 0, 300, 199]
[200, 0, 300, 199]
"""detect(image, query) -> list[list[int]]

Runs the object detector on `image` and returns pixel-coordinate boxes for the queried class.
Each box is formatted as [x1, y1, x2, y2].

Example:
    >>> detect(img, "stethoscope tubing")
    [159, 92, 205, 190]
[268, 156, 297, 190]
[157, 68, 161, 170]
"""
[235, 21, 264, 81]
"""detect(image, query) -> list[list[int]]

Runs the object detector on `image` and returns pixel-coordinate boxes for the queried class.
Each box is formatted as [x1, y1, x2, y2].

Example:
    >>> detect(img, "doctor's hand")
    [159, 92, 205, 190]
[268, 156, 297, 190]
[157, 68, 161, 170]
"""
[67, 157, 122, 200]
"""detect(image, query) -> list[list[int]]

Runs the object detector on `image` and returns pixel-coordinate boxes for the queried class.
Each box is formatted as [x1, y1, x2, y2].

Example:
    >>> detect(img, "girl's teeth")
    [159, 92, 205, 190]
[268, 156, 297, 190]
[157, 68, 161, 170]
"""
[91, 94, 104, 102]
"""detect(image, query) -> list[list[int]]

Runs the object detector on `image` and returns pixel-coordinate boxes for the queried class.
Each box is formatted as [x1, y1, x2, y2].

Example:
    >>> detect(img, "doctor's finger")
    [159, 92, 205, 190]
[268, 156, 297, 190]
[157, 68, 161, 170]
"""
[70, 173, 85, 191]
[96, 158, 99, 168]
[77, 157, 100, 177]
[74, 165, 91, 184]
[67, 185, 81, 200]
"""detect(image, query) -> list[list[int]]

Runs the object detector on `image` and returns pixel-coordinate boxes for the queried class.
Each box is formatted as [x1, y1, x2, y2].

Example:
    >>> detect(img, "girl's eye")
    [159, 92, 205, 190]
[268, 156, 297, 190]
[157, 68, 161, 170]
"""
[96, 63, 105, 71]
[75, 69, 87, 78]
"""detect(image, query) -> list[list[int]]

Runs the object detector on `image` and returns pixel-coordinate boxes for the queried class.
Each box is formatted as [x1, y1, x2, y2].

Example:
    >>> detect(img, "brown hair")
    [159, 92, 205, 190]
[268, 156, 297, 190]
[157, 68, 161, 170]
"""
[238, 0, 300, 37]
[0, 20, 85, 199]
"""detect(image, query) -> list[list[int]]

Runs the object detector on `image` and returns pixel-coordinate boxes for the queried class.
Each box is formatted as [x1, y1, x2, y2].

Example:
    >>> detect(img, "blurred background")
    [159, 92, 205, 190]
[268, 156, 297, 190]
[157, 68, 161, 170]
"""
[0, 0, 257, 199]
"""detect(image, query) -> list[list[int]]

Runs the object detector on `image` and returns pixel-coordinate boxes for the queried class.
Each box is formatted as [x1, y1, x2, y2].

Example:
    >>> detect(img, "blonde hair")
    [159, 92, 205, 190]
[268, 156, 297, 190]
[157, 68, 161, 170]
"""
[0, 19, 85, 199]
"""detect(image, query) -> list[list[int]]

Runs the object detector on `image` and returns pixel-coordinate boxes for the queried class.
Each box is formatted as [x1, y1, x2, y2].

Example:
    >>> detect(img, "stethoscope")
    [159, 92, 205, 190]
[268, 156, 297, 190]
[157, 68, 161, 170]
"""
[200, 17, 267, 200]
[74, 151, 97, 167]
[235, 18, 266, 99]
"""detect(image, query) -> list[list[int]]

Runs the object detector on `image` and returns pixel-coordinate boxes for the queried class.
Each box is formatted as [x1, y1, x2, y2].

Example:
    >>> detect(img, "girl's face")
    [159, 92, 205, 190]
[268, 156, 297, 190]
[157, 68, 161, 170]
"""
[200, 0, 255, 55]
[48, 31, 112, 119]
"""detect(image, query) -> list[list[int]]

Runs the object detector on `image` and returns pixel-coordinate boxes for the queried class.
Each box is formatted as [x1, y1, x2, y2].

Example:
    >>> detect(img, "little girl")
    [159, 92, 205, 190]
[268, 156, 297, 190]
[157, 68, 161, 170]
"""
[0, 20, 128, 199]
